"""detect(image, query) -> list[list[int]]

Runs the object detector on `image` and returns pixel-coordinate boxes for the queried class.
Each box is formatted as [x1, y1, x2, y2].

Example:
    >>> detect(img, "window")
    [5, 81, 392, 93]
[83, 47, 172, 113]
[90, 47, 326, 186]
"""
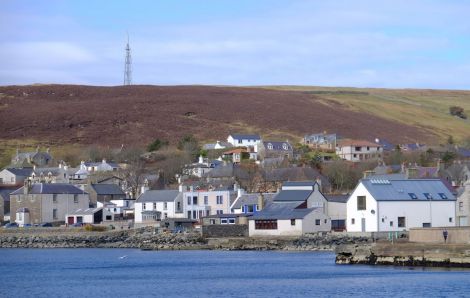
[355, 146, 362, 151]
[353, 154, 357, 158]
[351, 218, 355, 225]
[187, 211, 191, 219]
[221, 218, 228, 224]
[164, 213, 168, 219]
[238, 139, 242, 144]
[255, 220, 277, 230]
[187, 196, 191, 205]
[389, 221, 393, 227]
[53, 209, 58, 220]
[367, 146, 370, 150]
[216, 210, 223, 215]
[177, 202, 181, 211]
[459, 202, 464, 211]
[357, 196, 366, 211]
[217, 195, 223, 204]
[438, 193, 448, 200]
[422, 223, 431, 228]
[143, 203, 146, 210]
[11, 177, 14, 182]
[164, 202, 168, 210]
[324, 219, 328, 224]
[315, 219, 321, 225]
[0, 178, 3, 184]
[192, 210, 197, 219]
[398, 217, 406, 228]
[204, 196, 208, 205]
[228, 218, 235, 224]
[449, 217, 453, 223]
[153, 203, 157, 210]
[381, 218, 385, 223]
[210, 219, 216, 225]
[267, 143, 273, 150]
[408, 193, 418, 200]
[423, 193, 433, 200]
[291, 219, 296, 226]
[193, 196, 198, 205]
[73, 195, 79, 204]
[282, 143, 288, 150]
[53, 194, 58, 203]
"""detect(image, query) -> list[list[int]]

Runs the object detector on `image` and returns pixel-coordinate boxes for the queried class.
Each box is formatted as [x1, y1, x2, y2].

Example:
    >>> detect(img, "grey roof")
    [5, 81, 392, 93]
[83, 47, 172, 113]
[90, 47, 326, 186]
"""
[283, 181, 316, 187]
[68, 208, 102, 215]
[33, 167, 62, 176]
[263, 141, 293, 151]
[325, 194, 349, 203]
[231, 193, 277, 209]
[91, 184, 125, 195]
[273, 190, 313, 202]
[230, 134, 261, 140]
[4, 168, 33, 177]
[251, 202, 315, 220]
[11, 183, 87, 195]
[360, 179, 455, 201]
[366, 173, 407, 180]
[137, 190, 181, 203]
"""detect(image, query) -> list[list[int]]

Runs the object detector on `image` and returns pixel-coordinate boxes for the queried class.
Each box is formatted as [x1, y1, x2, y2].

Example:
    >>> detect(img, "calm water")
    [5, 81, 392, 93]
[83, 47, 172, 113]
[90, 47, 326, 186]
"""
[1, 249, 470, 298]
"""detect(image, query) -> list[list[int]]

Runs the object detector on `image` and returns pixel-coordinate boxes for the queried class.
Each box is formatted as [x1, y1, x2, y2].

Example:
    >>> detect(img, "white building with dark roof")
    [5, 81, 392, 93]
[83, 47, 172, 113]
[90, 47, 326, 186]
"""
[227, 134, 262, 148]
[347, 179, 456, 232]
[0, 168, 33, 185]
[134, 190, 184, 224]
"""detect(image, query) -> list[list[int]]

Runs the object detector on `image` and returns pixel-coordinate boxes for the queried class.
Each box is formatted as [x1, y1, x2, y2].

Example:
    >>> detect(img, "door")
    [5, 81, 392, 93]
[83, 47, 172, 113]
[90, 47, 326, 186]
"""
[361, 218, 366, 232]
[67, 217, 74, 224]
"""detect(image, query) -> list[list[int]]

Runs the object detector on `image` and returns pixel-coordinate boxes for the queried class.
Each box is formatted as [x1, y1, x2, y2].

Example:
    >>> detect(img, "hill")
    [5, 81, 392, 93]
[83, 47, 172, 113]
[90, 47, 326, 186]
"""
[0, 84, 467, 163]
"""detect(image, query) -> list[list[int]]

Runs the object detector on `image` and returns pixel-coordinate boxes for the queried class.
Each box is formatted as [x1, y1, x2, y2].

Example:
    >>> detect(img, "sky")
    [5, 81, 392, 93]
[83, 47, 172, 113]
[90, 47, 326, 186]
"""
[1, 0, 469, 89]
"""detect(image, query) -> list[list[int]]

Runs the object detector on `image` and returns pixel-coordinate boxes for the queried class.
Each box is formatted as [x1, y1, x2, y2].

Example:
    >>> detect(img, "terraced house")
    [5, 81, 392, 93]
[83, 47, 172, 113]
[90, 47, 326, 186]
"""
[9, 182, 89, 225]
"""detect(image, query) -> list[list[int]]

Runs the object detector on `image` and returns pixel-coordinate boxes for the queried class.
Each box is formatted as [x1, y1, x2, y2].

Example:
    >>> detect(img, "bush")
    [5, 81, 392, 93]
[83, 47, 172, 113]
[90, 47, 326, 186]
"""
[449, 106, 467, 119]
[147, 138, 168, 152]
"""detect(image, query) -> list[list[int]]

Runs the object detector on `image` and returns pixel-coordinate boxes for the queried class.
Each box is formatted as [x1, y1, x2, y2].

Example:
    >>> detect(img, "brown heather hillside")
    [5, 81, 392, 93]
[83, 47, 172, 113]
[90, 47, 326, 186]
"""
[0, 85, 436, 149]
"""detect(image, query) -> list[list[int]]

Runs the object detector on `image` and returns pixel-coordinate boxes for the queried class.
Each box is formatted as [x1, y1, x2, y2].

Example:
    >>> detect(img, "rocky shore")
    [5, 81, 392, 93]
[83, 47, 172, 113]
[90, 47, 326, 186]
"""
[0, 228, 370, 251]
[336, 242, 470, 268]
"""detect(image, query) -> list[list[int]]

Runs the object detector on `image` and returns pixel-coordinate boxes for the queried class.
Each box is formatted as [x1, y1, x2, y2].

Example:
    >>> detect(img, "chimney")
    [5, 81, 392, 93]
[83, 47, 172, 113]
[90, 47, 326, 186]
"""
[237, 188, 244, 198]
[198, 155, 204, 164]
[102, 159, 106, 164]
[234, 182, 239, 192]
[257, 194, 264, 211]
[315, 177, 322, 192]
[36, 146, 40, 153]
[178, 183, 183, 192]
[23, 179, 32, 195]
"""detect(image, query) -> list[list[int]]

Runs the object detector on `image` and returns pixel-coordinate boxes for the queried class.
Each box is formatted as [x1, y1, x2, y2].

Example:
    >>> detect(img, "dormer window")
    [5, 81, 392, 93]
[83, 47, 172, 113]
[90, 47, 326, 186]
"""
[267, 143, 273, 150]
[423, 193, 433, 200]
[438, 193, 448, 200]
[282, 143, 288, 150]
[408, 193, 418, 200]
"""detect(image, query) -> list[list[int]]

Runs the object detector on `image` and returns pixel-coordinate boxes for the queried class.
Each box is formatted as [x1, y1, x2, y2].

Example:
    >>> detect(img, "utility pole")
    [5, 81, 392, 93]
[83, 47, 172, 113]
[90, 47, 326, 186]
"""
[123, 33, 132, 85]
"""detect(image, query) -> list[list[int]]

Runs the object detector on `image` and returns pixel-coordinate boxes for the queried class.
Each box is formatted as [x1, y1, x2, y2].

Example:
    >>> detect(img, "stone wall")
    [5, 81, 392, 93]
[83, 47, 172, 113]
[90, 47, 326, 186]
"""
[202, 224, 248, 237]
[409, 227, 470, 244]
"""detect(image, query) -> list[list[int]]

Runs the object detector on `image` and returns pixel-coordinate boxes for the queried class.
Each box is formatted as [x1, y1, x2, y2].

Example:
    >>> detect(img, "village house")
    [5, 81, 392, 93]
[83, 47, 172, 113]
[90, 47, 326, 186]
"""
[325, 194, 348, 231]
[248, 181, 331, 237]
[336, 139, 383, 162]
[0, 186, 17, 222]
[86, 183, 127, 207]
[202, 141, 232, 150]
[65, 207, 113, 225]
[84, 159, 120, 172]
[11, 147, 53, 167]
[456, 178, 470, 226]
[302, 133, 337, 150]
[0, 168, 33, 185]
[182, 182, 236, 221]
[182, 156, 221, 178]
[30, 163, 77, 184]
[256, 141, 293, 160]
[222, 148, 252, 164]
[134, 190, 184, 225]
[10, 182, 89, 225]
[227, 134, 262, 148]
[346, 179, 456, 232]
[230, 191, 277, 214]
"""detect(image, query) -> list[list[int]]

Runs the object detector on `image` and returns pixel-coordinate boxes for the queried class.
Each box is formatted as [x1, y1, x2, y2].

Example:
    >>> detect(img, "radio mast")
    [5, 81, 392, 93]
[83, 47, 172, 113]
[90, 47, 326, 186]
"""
[123, 33, 132, 85]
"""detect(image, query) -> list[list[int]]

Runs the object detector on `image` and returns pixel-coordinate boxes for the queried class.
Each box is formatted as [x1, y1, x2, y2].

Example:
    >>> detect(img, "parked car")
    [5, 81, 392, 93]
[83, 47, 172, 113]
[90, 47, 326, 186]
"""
[22, 224, 32, 228]
[71, 222, 83, 227]
[39, 223, 53, 227]
[3, 222, 19, 228]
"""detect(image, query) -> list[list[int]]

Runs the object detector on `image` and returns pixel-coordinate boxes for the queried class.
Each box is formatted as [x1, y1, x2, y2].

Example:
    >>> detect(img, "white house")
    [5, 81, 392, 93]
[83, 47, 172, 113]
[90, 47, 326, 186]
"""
[134, 190, 184, 224]
[0, 168, 33, 185]
[227, 134, 262, 148]
[336, 139, 383, 162]
[248, 181, 331, 237]
[182, 184, 234, 221]
[84, 159, 120, 172]
[456, 178, 470, 226]
[347, 179, 456, 232]
[65, 207, 113, 224]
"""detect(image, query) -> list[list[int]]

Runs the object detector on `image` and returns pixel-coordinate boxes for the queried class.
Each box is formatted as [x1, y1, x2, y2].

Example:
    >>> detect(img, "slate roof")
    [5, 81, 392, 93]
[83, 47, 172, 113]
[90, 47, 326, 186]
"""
[4, 168, 33, 177]
[325, 194, 349, 203]
[457, 148, 470, 158]
[375, 139, 395, 151]
[360, 179, 455, 201]
[68, 208, 102, 215]
[367, 173, 407, 180]
[273, 190, 313, 202]
[10, 183, 87, 195]
[230, 134, 261, 141]
[251, 202, 315, 220]
[137, 190, 181, 203]
[283, 181, 316, 187]
[91, 184, 125, 195]
[263, 141, 293, 151]
[231, 193, 277, 209]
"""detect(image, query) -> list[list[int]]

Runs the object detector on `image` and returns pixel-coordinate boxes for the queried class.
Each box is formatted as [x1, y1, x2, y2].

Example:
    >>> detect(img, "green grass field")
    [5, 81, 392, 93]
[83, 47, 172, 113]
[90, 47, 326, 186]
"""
[261, 86, 470, 143]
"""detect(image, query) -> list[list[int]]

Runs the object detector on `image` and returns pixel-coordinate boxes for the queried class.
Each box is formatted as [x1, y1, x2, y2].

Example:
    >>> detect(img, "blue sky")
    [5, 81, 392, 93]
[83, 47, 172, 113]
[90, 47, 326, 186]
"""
[1, 0, 469, 89]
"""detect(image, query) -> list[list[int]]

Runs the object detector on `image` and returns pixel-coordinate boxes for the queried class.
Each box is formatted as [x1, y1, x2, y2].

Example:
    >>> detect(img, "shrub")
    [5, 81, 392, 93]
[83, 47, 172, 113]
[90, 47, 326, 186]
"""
[147, 138, 168, 152]
[84, 224, 108, 232]
[449, 106, 467, 119]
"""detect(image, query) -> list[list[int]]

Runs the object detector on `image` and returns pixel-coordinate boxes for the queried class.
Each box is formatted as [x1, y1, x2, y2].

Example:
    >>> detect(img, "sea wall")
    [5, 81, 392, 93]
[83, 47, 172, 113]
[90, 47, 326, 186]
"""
[335, 242, 470, 268]
[0, 228, 370, 250]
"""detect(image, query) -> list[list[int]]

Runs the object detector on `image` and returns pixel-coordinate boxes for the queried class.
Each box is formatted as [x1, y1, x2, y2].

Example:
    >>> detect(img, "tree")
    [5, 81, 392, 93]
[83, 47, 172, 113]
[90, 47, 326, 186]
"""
[147, 138, 168, 152]
[120, 147, 146, 199]
[447, 135, 455, 145]
[442, 151, 457, 165]
[178, 135, 199, 159]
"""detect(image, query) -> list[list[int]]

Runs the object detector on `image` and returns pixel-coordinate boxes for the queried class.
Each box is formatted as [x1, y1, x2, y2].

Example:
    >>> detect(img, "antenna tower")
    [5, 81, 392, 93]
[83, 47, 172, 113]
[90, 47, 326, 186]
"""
[123, 33, 132, 85]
